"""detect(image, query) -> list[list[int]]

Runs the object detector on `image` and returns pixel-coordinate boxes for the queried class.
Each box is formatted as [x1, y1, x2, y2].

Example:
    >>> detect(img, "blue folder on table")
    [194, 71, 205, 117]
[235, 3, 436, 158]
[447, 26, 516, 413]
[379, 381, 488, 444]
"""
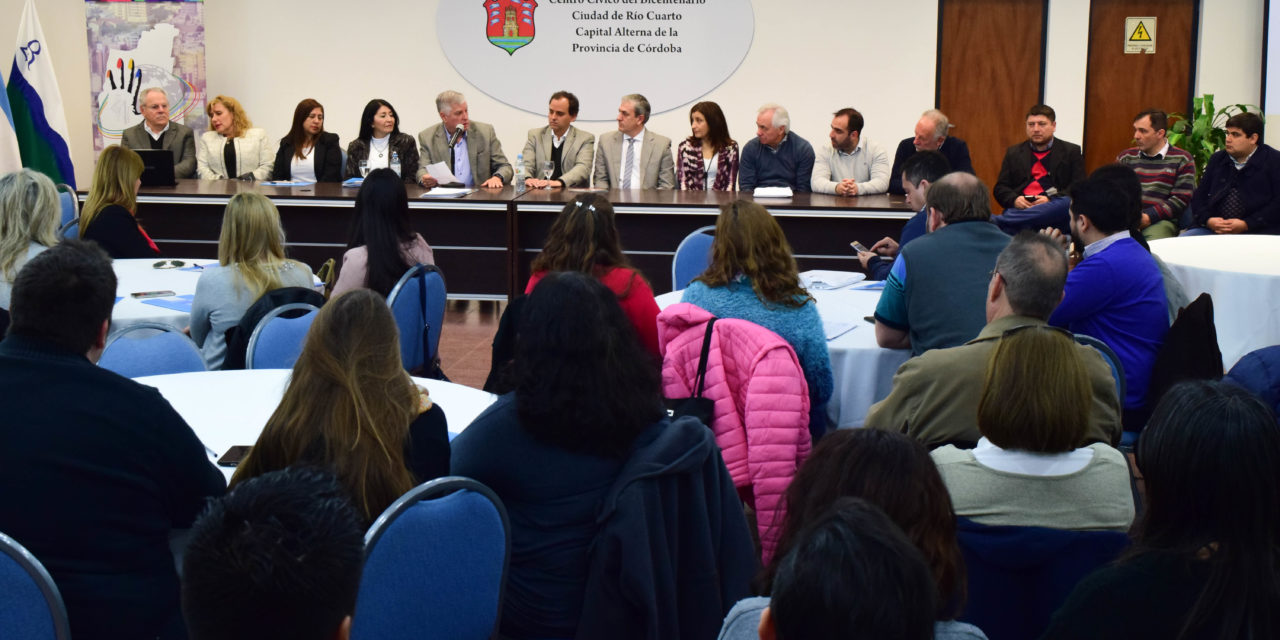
[140, 294, 195, 313]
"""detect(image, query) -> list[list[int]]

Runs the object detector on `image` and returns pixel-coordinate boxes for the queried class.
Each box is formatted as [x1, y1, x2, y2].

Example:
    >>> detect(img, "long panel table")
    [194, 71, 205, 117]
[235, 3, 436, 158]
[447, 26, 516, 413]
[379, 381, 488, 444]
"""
[97, 181, 914, 299]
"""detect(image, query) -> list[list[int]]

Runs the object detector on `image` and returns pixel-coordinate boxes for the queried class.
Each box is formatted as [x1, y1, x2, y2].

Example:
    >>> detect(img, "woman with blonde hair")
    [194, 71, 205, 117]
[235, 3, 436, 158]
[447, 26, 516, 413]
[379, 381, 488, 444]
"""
[0, 169, 61, 309]
[930, 326, 1134, 531]
[681, 200, 832, 437]
[189, 192, 314, 369]
[196, 94, 274, 181]
[81, 145, 160, 259]
[524, 192, 660, 356]
[230, 288, 449, 525]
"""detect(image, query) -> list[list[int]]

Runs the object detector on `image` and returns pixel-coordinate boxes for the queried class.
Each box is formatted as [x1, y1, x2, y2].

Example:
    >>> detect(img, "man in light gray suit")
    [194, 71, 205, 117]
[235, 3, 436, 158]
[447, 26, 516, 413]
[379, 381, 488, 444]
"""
[523, 91, 595, 189]
[593, 93, 675, 189]
[416, 90, 512, 189]
[120, 87, 196, 178]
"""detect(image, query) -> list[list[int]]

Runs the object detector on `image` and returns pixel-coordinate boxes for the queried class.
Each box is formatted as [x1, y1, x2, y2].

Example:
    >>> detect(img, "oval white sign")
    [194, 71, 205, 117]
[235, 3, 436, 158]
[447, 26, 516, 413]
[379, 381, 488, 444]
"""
[437, 0, 755, 121]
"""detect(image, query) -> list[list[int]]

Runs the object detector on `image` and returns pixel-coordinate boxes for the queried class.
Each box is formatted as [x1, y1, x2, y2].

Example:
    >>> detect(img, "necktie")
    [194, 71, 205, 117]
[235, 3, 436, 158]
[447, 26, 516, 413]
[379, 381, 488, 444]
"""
[621, 137, 636, 189]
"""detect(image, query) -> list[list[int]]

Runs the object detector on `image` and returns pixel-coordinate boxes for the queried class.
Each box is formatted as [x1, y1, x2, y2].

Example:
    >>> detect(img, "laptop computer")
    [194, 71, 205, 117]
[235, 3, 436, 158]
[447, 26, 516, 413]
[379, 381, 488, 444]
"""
[135, 149, 177, 187]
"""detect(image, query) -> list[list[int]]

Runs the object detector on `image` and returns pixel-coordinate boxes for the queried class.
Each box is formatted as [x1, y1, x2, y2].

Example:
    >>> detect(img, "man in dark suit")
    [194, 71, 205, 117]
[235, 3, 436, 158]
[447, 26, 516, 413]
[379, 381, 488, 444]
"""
[992, 104, 1085, 234]
[120, 87, 197, 178]
[0, 240, 225, 640]
[887, 109, 974, 194]
[1185, 112, 1280, 235]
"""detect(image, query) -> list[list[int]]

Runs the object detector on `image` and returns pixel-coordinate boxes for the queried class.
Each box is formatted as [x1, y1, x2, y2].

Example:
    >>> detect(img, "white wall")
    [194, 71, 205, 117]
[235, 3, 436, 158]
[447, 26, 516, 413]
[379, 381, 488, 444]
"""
[0, 0, 1265, 186]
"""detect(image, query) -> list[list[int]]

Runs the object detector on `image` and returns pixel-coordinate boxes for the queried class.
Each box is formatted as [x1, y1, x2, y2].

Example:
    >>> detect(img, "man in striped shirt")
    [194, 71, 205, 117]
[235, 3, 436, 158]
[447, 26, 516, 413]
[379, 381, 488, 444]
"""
[1116, 109, 1196, 240]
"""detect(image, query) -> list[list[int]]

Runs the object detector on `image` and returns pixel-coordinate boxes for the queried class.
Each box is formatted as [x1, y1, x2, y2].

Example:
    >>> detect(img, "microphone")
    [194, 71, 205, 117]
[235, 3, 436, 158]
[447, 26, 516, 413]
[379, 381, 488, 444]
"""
[448, 124, 465, 148]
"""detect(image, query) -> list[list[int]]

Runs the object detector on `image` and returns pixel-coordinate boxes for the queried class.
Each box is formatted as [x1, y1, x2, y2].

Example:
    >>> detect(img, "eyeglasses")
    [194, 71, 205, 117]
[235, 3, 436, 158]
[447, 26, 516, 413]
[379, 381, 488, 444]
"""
[1000, 323, 1075, 340]
[152, 260, 186, 269]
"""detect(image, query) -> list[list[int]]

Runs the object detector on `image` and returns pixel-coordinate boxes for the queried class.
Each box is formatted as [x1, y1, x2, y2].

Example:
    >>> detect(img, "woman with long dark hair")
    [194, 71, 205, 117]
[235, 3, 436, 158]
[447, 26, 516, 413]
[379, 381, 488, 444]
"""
[524, 192, 660, 356]
[677, 101, 739, 191]
[271, 98, 342, 182]
[719, 429, 984, 640]
[1043, 380, 1280, 639]
[682, 199, 832, 436]
[344, 99, 419, 183]
[331, 168, 435, 298]
[229, 288, 449, 525]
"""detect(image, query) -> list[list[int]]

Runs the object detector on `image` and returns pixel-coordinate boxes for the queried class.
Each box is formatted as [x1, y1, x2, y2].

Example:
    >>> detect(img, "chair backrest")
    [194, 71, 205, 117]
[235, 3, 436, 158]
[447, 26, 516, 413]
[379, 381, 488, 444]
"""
[222, 286, 327, 370]
[1225, 345, 1280, 418]
[55, 183, 78, 229]
[1074, 333, 1126, 406]
[956, 517, 1130, 640]
[0, 532, 71, 640]
[672, 225, 716, 291]
[58, 218, 77, 240]
[386, 264, 446, 376]
[99, 322, 206, 377]
[351, 476, 510, 640]
[1146, 292, 1222, 408]
[245, 303, 320, 369]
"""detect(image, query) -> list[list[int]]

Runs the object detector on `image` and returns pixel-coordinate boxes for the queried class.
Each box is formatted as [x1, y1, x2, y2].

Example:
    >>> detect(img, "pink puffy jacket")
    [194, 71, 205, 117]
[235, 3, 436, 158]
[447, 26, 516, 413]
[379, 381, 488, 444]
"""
[658, 303, 811, 563]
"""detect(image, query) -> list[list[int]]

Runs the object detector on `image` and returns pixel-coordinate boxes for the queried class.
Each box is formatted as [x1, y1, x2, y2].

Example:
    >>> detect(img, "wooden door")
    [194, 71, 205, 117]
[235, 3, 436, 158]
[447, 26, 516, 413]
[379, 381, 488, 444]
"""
[1082, 0, 1196, 171]
[938, 0, 1048, 199]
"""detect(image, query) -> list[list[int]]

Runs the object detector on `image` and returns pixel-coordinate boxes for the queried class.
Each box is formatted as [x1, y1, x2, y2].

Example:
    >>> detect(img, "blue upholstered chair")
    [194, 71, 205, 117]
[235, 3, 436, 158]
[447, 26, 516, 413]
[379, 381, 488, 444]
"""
[0, 531, 71, 640]
[671, 225, 715, 291]
[245, 303, 320, 369]
[55, 183, 78, 230]
[351, 476, 510, 640]
[386, 264, 446, 377]
[99, 322, 206, 378]
[58, 218, 78, 240]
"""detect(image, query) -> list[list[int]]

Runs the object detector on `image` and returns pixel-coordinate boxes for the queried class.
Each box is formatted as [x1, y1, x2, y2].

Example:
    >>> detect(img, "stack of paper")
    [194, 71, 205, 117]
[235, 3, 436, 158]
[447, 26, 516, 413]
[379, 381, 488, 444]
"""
[753, 186, 794, 198]
[421, 188, 474, 199]
[800, 270, 866, 290]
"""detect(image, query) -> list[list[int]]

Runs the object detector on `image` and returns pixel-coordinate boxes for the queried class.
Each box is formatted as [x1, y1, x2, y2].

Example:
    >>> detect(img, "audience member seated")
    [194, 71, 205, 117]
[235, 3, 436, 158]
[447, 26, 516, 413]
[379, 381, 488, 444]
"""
[121, 87, 197, 179]
[682, 200, 833, 438]
[524, 193, 659, 357]
[196, 94, 274, 181]
[811, 107, 890, 196]
[1043, 381, 1280, 639]
[0, 240, 225, 640]
[182, 467, 364, 640]
[738, 103, 814, 193]
[230, 289, 449, 525]
[80, 145, 161, 258]
[189, 192, 314, 369]
[331, 168, 435, 299]
[0, 169, 60, 310]
[721, 429, 988, 640]
[417, 90, 511, 189]
[593, 93, 676, 189]
[271, 98, 342, 183]
[1115, 109, 1196, 241]
[889, 109, 975, 194]
[344, 99, 419, 183]
[677, 100, 740, 191]
[721, 497, 962, 640]
[522, 90, 595, 189]
[992, 104, 1085, 234]
[1185, 111, 1280, 235]
[1047, 174, 1168, 429]
[875, 172, 1011, 355]
[931, 326, 1135, 531]
[868, 232, 1121, 448]
[452, 272, 754, 640]
[858, 150, 951, 281]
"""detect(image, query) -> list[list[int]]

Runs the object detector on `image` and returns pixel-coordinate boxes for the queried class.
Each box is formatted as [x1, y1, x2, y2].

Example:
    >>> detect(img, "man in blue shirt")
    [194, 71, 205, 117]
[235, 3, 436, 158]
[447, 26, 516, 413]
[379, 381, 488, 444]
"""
[858, 150, 952, 280]
[738, 103, 815, 193]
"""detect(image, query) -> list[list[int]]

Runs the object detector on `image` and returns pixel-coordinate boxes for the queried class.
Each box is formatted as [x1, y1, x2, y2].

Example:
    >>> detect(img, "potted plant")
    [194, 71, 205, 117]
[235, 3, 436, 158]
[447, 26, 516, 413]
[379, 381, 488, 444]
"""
[1168, 94, 1261, 181]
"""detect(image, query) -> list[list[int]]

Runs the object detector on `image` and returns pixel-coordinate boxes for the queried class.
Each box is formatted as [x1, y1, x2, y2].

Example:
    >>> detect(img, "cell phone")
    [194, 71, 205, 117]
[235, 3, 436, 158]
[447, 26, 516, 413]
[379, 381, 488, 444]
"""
[130, 290, 176, 299]
[850, 241, 871, 253]
[216, 445, 253, 468]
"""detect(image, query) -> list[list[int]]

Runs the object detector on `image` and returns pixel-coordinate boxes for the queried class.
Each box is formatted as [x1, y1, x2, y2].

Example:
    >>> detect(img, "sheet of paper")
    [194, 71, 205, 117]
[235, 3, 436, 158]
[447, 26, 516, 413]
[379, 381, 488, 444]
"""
[421, 188, 474, 199]
[260, 179, 315, 187]
[426, 162, 461, 184]
[800, 270, 867, 290]
[824, 321, 858, 341]
[753, 186, 794, 198]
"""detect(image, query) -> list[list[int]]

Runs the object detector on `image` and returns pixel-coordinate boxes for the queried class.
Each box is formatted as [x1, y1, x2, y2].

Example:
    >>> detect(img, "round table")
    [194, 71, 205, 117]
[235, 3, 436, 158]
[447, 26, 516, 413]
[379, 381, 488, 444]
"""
[1149, 235, 1280, 369]
[111, 258, 212, 334]
[658, 281, 911, 430]
[134, 369, 499, 481]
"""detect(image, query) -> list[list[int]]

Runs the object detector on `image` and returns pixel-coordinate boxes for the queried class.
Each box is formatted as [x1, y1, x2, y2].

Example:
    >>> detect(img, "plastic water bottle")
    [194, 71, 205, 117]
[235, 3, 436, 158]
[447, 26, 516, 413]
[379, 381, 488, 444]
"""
[514, 153, 526, 192]
[390, 151, 401, 178]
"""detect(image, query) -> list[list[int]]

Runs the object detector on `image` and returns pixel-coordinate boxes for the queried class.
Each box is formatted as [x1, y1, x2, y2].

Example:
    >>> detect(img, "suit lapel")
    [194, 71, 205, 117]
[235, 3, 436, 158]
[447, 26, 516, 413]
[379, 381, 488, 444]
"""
[639, 131, 655, 185]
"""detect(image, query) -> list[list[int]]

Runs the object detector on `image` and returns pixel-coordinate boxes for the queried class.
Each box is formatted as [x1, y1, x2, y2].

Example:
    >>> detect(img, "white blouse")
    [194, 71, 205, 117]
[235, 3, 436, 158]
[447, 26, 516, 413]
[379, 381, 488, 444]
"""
[290, 146, 317, 182]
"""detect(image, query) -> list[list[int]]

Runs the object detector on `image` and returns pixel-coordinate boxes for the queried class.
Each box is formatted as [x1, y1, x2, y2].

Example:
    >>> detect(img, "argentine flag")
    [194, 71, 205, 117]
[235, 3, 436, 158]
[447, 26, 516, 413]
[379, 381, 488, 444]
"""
[0, 72, 20, 175]
[6, 0, 74, 186]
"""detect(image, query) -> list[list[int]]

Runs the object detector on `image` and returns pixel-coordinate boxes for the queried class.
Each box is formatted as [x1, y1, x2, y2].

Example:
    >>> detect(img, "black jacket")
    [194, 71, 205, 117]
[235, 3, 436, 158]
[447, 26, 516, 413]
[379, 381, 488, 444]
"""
[993, 139, 1086, 209]
[82, 204, 161, 259]
[1190, 144, 1280, 233]
[272, 131, 343, 182]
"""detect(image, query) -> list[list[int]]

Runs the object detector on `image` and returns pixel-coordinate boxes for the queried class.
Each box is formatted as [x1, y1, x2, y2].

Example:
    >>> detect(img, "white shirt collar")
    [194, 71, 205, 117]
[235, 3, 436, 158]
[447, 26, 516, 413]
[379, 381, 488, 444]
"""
[146, 121, 170, 139]
[1083, 230, 1132, 259]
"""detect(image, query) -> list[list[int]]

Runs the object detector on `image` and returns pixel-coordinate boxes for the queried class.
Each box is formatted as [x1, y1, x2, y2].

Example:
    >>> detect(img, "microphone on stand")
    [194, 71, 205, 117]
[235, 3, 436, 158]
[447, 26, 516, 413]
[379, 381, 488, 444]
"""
[447, 124, 465, 147]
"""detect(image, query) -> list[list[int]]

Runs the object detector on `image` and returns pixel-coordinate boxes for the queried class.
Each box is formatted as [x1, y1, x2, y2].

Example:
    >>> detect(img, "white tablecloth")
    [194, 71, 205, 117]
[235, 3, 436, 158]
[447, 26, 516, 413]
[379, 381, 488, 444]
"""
[111, 258, 212, 334]
[135, 369, 499, 481]
[1149, 235, 1280, 369]
[657, 284, 911, 430]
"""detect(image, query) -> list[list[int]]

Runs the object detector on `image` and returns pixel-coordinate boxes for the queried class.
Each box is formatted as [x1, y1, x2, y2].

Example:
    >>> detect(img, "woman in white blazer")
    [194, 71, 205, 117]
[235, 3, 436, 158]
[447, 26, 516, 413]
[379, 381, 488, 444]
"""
[197, 95, 275, 180]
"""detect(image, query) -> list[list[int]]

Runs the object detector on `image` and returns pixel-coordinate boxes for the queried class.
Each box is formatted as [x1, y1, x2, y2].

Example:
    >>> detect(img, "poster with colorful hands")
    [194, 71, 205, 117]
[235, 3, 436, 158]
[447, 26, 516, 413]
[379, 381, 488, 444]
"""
[85, 1, 207, 151]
